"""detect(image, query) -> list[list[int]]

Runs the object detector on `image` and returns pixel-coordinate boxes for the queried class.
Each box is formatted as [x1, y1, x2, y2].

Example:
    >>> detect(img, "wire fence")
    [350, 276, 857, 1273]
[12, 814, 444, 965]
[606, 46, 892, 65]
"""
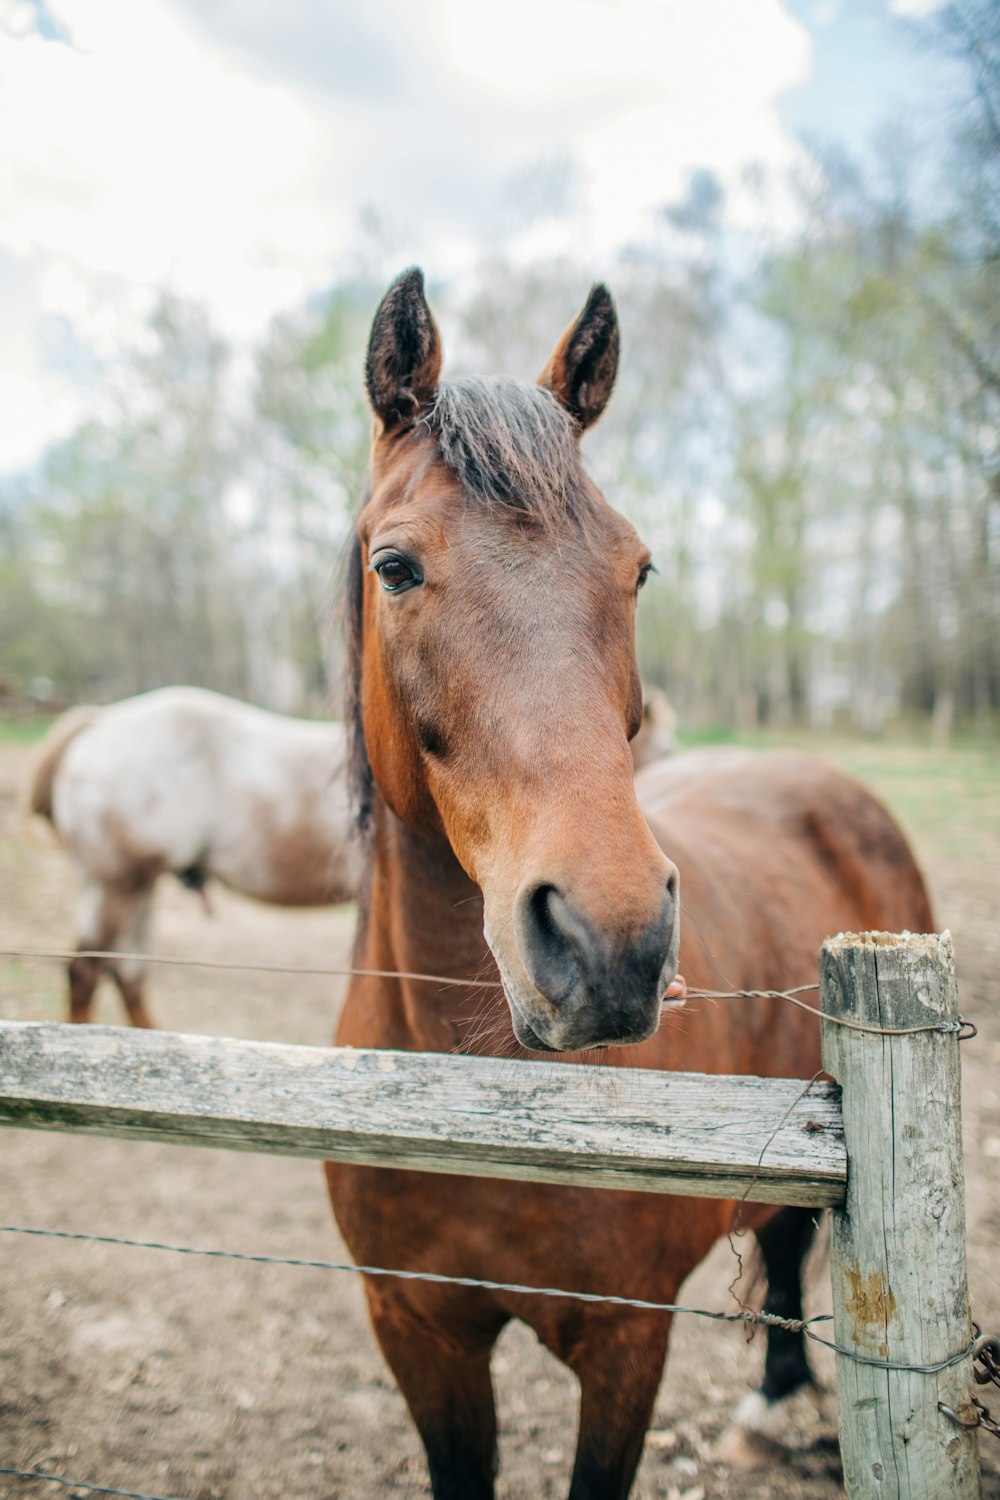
[1, 940, 993, 1498]
[0, 1210, 994, 1500]
[0, 1467, 183, 1500]
[0, 1221, 980, 1375]
[0, 946, 978, 1040]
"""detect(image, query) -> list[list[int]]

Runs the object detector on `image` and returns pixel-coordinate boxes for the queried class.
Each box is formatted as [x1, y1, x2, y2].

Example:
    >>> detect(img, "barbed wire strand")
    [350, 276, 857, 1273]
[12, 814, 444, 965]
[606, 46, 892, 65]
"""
[687, 986, 974, 1038]
[0, 1222, 976, 1377]
[0, 1467, 181, 1500]
[0, 946, 499, 990]
[0, 948, 975, 1039]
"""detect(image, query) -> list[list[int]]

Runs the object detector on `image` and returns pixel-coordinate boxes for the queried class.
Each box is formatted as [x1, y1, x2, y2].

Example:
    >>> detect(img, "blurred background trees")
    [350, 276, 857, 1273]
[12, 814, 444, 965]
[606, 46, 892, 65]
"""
[1, 4, 996, 739]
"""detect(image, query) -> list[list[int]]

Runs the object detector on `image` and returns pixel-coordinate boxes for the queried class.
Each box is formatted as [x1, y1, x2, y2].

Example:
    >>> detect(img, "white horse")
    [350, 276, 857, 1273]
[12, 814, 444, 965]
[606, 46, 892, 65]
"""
[629, 684, 678, 769]
[29, 687, 360, 1026]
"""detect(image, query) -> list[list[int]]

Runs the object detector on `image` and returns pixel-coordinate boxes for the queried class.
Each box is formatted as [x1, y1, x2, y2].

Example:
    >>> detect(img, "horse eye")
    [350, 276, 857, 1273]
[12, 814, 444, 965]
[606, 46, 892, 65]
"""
[636, 562, 656, 593]
[373, 553, 421, 593]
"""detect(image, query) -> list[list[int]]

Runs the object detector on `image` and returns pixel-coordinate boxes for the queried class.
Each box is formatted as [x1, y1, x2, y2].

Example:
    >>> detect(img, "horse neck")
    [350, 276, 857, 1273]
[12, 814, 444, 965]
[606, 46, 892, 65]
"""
[345, 800, 506, 1054]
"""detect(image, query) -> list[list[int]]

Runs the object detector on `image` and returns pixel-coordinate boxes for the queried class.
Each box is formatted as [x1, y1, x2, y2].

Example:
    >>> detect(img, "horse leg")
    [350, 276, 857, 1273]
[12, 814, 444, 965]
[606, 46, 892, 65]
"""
[68, 950, 103, 1023]
[365, 1285, 506, 1500]
[757, 1205, 819, 1403]
[68, 879, 157, 1026]
[719, 1206, 820, 1462]
[108, 883, 157, 1028]
[110, 966, 155, 1028]
[565, 1310, 670, 1500]
[67, 878, 111, 1023]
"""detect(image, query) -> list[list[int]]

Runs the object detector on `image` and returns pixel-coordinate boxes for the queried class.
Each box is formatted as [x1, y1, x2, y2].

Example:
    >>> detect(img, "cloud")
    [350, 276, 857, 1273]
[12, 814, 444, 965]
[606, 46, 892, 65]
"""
[0, 0, 812, 470]
[169, 0, 410, 103]
[176, 0, 813, 259]
[0, 1, 321, 323]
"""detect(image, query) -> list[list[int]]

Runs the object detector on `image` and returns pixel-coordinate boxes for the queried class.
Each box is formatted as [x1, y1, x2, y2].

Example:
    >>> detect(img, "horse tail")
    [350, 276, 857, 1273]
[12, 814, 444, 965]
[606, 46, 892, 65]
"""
[28, 705, 101, 823]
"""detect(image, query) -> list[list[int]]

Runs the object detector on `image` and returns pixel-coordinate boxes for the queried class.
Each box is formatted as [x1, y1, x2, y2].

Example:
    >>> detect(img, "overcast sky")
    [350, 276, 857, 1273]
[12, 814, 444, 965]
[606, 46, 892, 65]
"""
[0, 0, 950, 475]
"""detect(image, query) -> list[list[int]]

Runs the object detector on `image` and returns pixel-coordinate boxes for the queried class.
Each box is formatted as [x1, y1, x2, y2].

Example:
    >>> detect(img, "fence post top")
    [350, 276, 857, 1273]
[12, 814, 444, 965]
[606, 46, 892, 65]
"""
[820, 928, 952, 958]
[819, 929, 958, 1033]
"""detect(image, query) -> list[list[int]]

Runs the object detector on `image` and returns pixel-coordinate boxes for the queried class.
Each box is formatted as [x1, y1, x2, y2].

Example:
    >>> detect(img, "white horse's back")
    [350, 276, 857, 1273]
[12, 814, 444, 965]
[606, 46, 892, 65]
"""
[36, 686, 360, 1024]
[54, 687, 356, 901]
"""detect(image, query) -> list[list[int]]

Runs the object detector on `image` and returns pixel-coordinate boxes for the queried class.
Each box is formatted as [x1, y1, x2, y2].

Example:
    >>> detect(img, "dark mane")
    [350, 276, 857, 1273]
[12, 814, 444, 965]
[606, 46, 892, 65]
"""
[343, 522, 374, 841]
[425, 376, 593, 527]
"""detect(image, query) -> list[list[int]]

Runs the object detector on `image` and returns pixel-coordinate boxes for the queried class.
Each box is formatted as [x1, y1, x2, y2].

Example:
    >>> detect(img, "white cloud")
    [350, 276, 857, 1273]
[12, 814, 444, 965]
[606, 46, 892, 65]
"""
[0, 0, 813, 472]
[0, 1, 318, 316]
[0, 366, 79, 470]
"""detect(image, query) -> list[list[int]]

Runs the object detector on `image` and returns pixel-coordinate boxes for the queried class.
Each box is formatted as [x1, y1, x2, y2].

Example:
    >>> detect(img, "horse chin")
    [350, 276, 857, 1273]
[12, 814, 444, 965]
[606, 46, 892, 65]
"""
[495, 970, 561, 1052]
[510, 1012, 559, 1053]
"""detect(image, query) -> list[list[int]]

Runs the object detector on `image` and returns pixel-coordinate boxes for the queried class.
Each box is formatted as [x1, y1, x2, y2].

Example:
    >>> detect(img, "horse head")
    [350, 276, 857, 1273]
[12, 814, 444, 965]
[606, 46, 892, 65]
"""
[348, 267, 679, 1052]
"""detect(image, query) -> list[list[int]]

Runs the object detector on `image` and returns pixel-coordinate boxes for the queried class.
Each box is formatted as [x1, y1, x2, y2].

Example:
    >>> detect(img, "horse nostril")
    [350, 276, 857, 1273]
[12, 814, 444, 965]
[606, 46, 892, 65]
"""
[519, 883, 582, 1006]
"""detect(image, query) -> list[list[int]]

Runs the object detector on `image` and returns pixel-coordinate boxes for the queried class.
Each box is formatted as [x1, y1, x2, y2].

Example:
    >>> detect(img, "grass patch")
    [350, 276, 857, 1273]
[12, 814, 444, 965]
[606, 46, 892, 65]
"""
[819, 745, 999, 865]
[0, 717, 55, 745]
[676, 725, 740, 748]
[677, 729, 1000, 866]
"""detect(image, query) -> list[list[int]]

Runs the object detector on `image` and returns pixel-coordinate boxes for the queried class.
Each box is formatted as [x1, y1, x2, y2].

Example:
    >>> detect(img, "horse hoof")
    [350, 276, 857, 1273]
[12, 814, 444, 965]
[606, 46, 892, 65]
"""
[715, 1385, 826, 1468]
[715, 1423, 787, 1468]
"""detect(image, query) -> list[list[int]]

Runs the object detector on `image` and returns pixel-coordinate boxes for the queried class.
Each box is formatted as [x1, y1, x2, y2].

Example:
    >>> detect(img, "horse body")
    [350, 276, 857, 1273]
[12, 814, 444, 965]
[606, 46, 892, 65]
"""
[32, 686, 359, 1024]
[330, 752, 929, 1498]
[326, 270, 933, 1499]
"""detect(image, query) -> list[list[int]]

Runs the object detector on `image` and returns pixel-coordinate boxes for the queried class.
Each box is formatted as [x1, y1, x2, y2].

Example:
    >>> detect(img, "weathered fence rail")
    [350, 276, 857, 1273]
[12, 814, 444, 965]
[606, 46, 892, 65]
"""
[0, 931, 981, 1499]
[0, 1018, 845, 1205]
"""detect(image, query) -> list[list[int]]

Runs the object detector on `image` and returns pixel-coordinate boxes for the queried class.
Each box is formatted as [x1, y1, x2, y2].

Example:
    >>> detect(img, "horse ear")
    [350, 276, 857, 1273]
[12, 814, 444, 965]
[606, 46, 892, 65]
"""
[365, 267, 442, 432]
[538, 284, 619, 431]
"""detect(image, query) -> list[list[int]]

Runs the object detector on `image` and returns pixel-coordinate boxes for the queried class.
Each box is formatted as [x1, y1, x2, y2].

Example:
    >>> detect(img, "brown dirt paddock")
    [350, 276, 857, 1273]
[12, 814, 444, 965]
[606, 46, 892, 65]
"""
[1, 735, 998, 1500]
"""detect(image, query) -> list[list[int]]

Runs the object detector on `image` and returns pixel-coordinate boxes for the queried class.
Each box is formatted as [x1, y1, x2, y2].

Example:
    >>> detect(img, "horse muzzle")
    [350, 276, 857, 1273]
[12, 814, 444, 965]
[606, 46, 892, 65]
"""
[500, 876, 681, 1052]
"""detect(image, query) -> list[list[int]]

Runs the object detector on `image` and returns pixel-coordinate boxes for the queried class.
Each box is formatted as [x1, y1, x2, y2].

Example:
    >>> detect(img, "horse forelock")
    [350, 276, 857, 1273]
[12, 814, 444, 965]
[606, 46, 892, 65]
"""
[424, 376, 593, 528]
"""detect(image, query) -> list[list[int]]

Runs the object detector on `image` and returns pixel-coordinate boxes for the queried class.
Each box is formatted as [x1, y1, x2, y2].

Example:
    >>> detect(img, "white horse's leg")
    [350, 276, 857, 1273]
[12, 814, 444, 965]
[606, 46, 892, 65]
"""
[68, 879, 113, 1023]
[108, 883, 157, 1028]
[68, 878, 158, 1027]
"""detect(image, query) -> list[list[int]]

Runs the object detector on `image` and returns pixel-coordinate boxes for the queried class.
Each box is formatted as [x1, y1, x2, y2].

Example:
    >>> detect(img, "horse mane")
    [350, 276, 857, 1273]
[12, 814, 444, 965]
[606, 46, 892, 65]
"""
[344, 377, 597, 839]
[425, 376, 592, 528]
[343, 521, 374, 839]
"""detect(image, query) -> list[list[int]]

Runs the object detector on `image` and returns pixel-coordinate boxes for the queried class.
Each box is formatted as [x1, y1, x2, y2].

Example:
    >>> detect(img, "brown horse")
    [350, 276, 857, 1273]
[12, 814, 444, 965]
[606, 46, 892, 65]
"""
[326, 269, 932, 1499]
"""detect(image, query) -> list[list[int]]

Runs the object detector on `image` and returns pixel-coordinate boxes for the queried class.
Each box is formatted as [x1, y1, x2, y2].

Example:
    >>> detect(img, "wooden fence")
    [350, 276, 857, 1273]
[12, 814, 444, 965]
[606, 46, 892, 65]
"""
[0, 930, 981, 1499]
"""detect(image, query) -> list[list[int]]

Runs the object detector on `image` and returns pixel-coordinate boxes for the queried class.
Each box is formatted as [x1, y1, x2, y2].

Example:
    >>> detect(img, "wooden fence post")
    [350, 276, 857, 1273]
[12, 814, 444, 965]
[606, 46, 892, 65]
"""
[820, 930, 979, 1499]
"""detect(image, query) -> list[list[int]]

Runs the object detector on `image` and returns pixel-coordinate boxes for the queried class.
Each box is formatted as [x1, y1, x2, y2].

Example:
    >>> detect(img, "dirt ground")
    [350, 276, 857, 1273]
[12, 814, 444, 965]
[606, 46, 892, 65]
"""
[0, 736, 997, 1500]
